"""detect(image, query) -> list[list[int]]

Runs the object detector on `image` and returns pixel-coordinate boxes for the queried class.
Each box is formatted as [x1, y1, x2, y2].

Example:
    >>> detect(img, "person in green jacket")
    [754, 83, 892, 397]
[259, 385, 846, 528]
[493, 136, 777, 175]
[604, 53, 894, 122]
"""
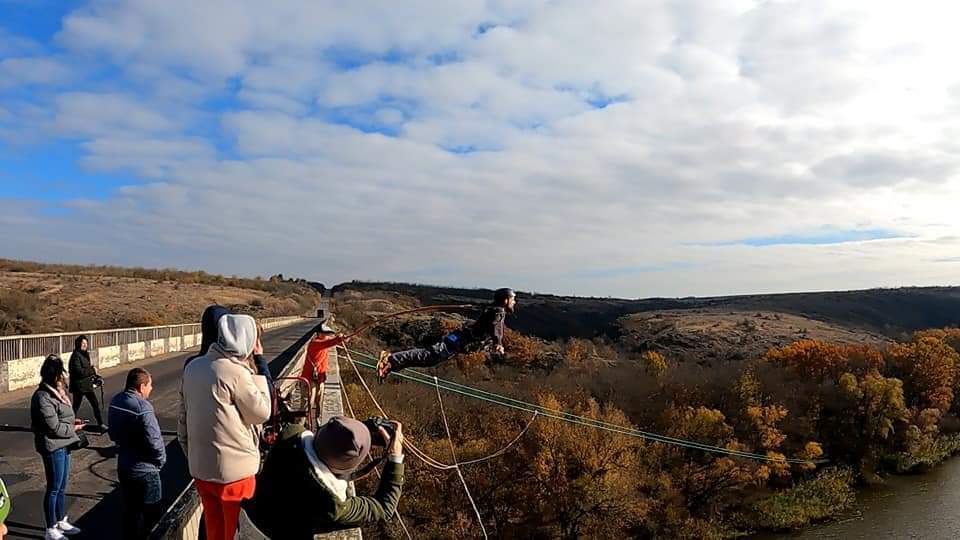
[245, 416, 404, 539]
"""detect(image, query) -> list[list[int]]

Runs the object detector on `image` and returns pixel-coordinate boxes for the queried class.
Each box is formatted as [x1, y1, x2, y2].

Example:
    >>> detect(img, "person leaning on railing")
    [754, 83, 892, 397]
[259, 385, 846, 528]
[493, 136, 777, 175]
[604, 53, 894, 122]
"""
[301, 324, 345, 420]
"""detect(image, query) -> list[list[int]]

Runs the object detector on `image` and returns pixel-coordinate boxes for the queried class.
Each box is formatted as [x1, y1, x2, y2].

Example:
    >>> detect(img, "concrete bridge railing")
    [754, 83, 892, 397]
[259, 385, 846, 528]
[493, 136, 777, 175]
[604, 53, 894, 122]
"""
[0, 315, 306, 393]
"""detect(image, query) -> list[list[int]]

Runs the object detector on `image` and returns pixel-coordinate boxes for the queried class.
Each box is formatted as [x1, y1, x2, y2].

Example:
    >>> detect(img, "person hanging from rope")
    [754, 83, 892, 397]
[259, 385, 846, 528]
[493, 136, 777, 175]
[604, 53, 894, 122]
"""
[376, 288, 517, 380]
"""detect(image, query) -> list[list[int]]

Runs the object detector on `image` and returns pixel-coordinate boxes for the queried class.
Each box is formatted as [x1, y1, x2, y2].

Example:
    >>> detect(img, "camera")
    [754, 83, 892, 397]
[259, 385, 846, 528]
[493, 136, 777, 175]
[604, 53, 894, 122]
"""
[91, 375, 105, 389]
[363, 416, 397, 447]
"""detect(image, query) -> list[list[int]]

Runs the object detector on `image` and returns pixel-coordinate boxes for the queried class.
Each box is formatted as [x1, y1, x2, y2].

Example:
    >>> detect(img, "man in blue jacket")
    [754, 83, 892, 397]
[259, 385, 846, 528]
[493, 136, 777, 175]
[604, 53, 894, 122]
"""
[109, 368, 166, 539]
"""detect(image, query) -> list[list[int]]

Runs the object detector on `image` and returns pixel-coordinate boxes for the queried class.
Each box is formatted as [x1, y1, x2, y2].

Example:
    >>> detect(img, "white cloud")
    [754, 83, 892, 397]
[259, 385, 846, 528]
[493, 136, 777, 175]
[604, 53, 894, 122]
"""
[2, 0, 960, 297]
[55, 92, 181, 136]
[0, 56, 75, 88]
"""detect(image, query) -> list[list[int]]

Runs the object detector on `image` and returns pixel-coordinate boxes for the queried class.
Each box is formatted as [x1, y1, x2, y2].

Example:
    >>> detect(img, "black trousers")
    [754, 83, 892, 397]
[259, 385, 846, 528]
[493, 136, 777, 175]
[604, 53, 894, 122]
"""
[389, 339, 459, 371]
[72, 390, 104, 425]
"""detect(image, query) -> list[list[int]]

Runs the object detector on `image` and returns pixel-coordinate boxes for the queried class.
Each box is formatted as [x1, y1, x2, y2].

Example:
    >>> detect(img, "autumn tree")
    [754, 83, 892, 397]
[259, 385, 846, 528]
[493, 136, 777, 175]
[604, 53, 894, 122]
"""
[659, 407, 769, 519]
[530, 394, 648, 539]
[640, 350, 668, 377]
[822, 370, 908, 474]
[563, 338, 589, 364]
[503, 328, 545, 367]
[888, 337, 959, 412]
[765, 340, 882, 381]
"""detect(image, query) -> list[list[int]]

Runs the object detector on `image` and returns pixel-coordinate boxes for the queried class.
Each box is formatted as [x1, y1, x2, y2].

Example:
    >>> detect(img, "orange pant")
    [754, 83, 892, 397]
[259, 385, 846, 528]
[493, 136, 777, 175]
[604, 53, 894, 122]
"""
[195, 476, 256, 540]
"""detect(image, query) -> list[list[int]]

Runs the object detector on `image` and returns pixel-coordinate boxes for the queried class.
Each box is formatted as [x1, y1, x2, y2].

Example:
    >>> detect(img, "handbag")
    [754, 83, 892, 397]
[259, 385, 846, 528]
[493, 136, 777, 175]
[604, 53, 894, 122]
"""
[68, 430, 90, 452]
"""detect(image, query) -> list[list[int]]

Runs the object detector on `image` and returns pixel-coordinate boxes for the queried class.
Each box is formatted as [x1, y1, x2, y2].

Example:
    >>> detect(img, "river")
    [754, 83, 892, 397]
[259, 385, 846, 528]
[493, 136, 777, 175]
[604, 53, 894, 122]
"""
[772, 458, 960, 539]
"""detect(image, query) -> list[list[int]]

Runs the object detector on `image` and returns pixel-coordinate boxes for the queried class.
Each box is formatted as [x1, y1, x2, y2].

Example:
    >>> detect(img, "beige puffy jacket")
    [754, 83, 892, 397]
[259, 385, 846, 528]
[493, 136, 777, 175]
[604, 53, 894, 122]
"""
[178, 314, 271, 483]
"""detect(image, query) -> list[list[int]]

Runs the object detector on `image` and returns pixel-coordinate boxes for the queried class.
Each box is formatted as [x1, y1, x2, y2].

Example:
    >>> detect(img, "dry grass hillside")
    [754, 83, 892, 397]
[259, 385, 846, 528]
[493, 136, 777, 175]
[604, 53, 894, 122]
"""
[0, 260, 321, 335]
[617, 309, 890, 366]
[337, 280, 960, 340]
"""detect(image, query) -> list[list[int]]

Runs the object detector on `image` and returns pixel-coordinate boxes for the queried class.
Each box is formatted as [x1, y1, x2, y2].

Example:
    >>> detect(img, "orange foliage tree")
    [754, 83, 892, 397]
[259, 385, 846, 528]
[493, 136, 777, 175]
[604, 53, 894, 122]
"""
[641, 350, 668, 377]
[888, 336, 959, 412]
[764, 340, 882, 380]
[530, 394, 649, 539]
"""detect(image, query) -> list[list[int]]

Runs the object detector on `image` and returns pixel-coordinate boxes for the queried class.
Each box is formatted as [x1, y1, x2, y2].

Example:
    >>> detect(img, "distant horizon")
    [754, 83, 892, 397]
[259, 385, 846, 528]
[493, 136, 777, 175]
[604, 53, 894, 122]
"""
[4, 255, 957, 302]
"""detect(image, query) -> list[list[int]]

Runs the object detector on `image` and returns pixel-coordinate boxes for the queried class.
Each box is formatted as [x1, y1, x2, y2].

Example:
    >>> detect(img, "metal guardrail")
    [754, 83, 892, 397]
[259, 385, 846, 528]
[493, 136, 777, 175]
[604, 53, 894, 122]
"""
[0, 316, 304, 363]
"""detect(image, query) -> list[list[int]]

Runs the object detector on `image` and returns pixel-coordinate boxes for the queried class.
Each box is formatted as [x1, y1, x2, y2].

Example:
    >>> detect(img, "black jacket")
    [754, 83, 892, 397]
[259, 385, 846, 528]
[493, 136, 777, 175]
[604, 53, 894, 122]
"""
[246, 428, 404, 539]
[68, 336, 97, 394]
[457, 305, 506, 351]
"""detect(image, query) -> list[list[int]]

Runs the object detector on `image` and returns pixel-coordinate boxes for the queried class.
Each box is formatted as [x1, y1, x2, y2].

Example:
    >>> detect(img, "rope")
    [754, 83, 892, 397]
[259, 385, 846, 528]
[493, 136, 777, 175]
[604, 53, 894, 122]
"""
[346, 347, 826, 465]
[458, 411, 538, 467]
[434, 375, 488, 540]
[340, 379, 414, 540]
[340, 346, 454, 470]
[340, 345, 542, 470]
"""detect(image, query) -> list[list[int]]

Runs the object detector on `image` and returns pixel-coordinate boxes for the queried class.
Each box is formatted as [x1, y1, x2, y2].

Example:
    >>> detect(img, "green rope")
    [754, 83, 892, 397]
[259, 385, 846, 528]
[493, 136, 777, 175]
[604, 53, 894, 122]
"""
[345, 348, 792, 462]
[343, 347, 827, 465]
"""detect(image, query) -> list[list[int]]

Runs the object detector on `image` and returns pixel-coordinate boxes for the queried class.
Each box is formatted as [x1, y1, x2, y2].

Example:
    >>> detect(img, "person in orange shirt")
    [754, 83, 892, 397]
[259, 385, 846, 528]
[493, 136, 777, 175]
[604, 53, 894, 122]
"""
[301, 325, 345, 417]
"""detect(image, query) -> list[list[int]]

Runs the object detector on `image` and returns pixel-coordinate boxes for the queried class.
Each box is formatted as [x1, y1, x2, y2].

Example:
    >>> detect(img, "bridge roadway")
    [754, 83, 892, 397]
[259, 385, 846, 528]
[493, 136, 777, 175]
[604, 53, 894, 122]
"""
[0, 318, 320, 540]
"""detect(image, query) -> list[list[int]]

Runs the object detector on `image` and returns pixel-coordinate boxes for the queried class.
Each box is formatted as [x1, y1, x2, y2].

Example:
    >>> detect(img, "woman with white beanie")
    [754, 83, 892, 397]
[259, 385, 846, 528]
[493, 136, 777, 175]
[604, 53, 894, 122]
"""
[178, 313, 271, 540]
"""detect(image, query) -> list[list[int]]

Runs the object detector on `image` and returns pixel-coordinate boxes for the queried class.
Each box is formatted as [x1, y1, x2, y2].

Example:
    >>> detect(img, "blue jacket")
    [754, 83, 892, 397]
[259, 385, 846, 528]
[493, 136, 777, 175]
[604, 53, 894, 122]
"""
[108, 390, 166, 475]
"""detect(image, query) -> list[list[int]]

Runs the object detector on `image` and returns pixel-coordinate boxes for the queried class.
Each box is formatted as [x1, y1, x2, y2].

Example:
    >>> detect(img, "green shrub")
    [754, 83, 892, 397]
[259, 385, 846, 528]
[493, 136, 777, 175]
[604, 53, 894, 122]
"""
[754, 468, 855, 530]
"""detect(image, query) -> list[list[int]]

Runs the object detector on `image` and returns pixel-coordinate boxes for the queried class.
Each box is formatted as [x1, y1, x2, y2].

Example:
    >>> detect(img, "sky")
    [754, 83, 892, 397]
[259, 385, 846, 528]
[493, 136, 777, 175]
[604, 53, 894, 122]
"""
[1, 0, 960, 298]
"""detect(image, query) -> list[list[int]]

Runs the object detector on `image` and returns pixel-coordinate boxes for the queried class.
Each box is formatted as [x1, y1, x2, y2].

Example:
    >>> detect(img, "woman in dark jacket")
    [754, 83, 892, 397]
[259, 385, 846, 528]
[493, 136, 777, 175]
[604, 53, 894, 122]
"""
[30, 355, 83, 539]
[68, 335, 104, 428]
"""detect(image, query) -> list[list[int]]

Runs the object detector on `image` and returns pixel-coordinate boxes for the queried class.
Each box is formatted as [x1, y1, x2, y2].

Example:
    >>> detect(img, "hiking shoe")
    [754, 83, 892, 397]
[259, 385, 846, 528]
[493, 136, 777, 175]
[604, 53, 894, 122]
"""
[377, 351, 392, 381]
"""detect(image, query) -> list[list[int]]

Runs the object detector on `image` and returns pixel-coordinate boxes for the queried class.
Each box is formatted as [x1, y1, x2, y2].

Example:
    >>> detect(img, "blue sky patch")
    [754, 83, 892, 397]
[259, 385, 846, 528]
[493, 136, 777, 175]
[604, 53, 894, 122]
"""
[321, 97, 416, 136]
[323, 47, 415, 71]
[721, 229, 909, 247]
[585, 93, 629, 109]
[0, 140, 135, 203]
[0, 0, 81, 43]
[474, 22, 497, 36]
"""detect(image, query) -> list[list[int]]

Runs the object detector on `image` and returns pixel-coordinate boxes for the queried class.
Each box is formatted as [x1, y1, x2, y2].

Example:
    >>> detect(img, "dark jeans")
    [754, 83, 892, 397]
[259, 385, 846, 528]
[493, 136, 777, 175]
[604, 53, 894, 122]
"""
[41, 447, 70, 528]
[72, 390, 104, 425]
[389, 338, 459, 371]
[120, 470, 162, 539]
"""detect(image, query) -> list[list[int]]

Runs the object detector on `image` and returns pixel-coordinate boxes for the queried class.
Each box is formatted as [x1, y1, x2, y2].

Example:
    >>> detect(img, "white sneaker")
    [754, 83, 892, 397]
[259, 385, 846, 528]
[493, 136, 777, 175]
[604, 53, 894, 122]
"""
[56, 517, 81, 536]
[45, 528, 65, 540]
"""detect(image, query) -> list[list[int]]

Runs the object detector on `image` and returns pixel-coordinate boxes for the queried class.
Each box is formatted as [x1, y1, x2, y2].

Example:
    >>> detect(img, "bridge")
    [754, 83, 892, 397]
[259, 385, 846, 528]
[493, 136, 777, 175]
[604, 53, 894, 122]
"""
[0, 293, 362, 540]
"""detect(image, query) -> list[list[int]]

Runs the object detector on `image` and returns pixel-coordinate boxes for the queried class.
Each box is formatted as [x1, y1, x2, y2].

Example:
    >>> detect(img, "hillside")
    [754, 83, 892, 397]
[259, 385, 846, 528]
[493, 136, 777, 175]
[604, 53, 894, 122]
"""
[617, 309, 890, 366]
[0, 259, 321, 334]
[335, 281, 960, 340]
